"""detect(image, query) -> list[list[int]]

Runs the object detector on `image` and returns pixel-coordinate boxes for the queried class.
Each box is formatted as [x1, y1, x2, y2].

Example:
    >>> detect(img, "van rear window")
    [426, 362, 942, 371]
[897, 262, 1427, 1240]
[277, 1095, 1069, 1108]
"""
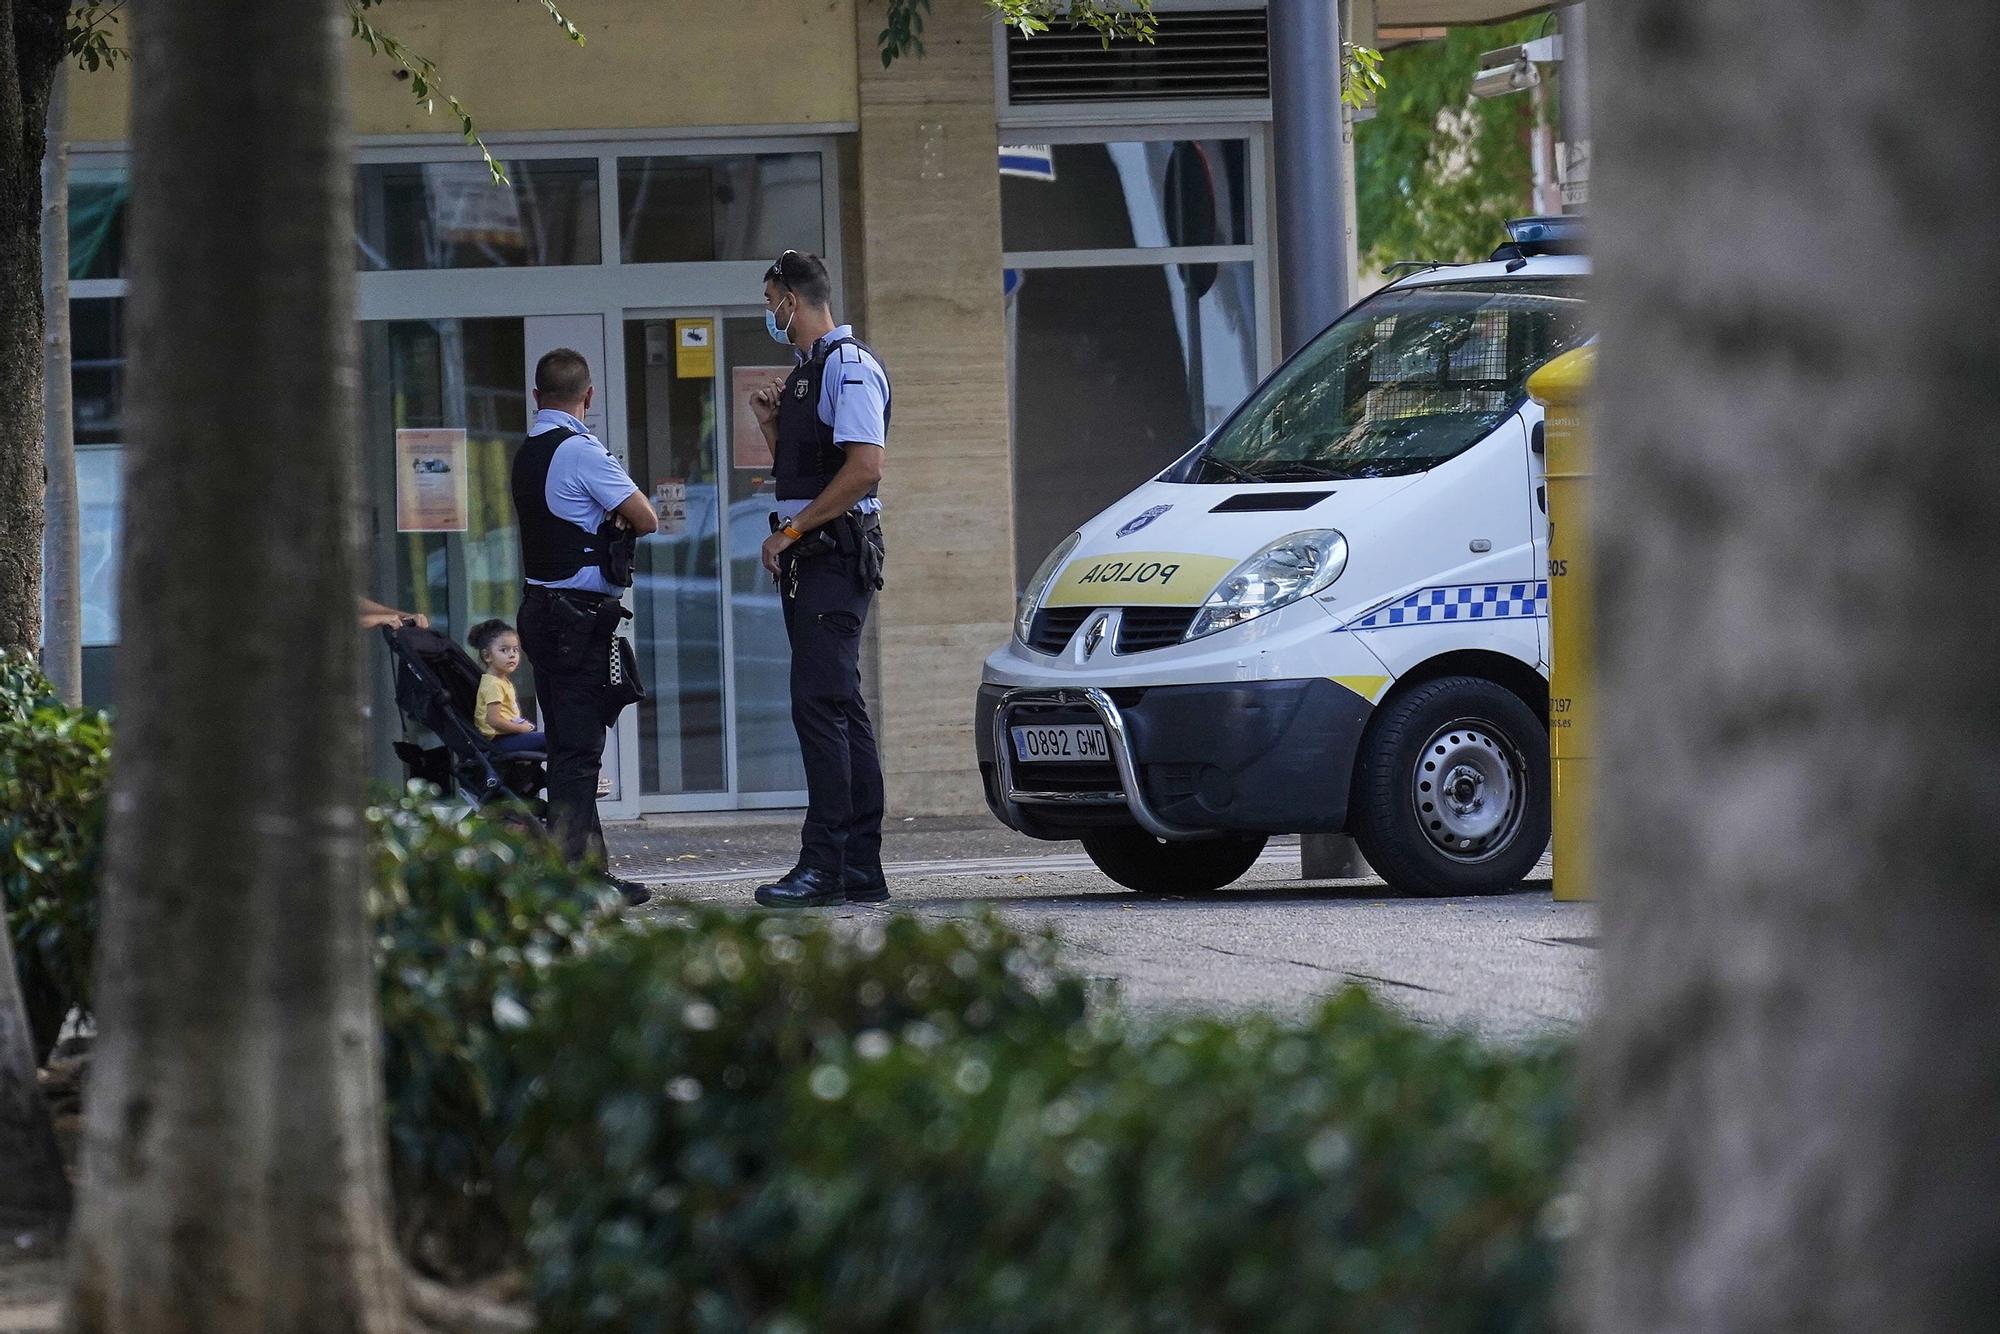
[1192, 279, 1590, 483]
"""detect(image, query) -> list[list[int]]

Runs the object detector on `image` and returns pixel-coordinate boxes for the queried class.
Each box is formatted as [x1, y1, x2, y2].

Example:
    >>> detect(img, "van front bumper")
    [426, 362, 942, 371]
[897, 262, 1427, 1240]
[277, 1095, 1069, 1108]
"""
[975, 678, 1373, 840]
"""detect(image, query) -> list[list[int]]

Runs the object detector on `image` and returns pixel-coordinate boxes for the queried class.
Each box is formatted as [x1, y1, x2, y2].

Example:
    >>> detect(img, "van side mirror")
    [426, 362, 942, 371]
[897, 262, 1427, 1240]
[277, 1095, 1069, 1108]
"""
[1531, 421, 1546, 455]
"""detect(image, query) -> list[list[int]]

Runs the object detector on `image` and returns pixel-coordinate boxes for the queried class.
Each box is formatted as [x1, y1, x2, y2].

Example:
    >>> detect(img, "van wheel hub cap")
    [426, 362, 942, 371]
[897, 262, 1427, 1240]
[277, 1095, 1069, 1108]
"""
[1412, 721, 1524, 862]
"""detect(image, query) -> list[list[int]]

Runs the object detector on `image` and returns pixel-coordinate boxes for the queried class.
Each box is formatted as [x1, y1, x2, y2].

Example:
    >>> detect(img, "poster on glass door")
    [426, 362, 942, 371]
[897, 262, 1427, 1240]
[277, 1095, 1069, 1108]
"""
[394, 428, 469, 532]
[730, 365, 787, 472]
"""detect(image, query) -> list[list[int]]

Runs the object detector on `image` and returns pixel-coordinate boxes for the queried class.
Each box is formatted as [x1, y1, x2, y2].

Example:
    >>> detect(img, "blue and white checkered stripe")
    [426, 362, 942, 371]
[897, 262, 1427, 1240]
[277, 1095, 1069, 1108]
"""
[1343, 581, 1549, 630]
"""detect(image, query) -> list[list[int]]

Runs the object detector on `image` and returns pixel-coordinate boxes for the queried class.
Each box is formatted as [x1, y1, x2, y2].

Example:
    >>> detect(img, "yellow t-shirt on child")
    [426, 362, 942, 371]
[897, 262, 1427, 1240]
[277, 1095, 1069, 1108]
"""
[475, 673, 520, 739]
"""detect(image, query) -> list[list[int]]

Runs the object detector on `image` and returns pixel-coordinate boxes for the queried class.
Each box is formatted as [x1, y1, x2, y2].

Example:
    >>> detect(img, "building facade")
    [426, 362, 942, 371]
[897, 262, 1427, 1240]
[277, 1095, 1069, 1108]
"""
[57, 0, 1542, 816]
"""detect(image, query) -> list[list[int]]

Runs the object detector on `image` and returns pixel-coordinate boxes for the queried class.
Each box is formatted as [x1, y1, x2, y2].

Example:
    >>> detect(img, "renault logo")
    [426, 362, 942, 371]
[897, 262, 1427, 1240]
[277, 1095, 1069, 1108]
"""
[1083, 614, 1110, 658]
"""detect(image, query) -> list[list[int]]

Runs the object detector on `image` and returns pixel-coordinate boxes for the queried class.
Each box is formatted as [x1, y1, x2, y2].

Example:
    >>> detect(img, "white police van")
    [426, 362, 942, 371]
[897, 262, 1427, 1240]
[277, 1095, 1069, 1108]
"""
[977, 219, 1591, 896]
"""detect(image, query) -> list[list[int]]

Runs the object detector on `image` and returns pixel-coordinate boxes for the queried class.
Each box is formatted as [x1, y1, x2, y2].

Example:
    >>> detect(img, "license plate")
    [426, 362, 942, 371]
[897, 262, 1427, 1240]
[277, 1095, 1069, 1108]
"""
[1011, 724, 1110, 763]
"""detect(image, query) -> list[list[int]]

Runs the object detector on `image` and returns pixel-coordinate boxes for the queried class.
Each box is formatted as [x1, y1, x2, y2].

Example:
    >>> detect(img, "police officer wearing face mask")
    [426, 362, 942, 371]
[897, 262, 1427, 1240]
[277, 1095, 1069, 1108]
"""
[511, 348, 659, 905]
[749, 251, 891, 908]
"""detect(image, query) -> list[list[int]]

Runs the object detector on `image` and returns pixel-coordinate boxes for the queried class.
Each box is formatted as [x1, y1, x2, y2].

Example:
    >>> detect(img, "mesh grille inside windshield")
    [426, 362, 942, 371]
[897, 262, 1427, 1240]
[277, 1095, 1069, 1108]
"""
[1195, 280, 1590, 483]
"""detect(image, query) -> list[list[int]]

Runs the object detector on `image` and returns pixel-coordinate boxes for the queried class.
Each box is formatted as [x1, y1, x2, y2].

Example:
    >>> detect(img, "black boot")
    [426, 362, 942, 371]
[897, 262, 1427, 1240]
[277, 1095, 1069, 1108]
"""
[604, 873, 652, 907]
[844, 866, 890, 904]
[753, 865, 845, 908]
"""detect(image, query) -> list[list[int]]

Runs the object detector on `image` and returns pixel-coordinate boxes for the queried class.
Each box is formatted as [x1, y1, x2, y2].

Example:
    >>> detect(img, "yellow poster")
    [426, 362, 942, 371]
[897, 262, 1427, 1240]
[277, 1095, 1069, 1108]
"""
[395, 428, 469, 532]
[675, 319, 715, 378]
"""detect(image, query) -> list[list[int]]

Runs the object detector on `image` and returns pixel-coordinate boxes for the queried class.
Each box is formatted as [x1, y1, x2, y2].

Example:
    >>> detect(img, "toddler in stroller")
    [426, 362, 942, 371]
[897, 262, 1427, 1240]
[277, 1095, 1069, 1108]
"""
[381, 620, 545, 815]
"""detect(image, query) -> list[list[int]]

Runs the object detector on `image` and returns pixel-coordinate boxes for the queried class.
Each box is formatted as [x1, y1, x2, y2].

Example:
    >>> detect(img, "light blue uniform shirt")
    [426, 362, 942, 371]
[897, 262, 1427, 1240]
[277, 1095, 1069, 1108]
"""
[775, 325, 888, 523]
[522, 408, 640, 597]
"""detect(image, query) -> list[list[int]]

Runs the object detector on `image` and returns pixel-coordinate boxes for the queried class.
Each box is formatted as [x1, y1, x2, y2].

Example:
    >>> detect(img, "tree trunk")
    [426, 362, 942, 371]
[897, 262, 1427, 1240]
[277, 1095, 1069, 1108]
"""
[41, 57, 79, 705]
[1580, 4, 2000, 1331]
[0, 0, 67, 654]
[0, 922, 69, 1226]
[64, 2, 405, 1331]
[0, 0, 77, 1238]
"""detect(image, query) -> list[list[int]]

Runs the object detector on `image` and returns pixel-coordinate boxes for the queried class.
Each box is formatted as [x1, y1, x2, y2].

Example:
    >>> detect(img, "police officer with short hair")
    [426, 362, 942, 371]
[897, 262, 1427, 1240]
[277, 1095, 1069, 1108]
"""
[750, 251, 891, 908]
[511, 348, 658, 905]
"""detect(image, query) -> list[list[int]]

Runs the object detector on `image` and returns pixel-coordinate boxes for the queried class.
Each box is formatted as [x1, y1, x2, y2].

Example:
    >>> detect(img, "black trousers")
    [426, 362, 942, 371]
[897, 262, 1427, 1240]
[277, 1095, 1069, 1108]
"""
[517, 587, 612, 867]
[781, 542, 885, 876]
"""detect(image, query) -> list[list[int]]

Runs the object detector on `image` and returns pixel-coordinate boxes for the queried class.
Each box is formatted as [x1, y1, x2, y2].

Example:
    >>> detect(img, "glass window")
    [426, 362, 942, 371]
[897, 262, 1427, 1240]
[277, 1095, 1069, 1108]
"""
[1009, 262, 1258, 586]
[69, 165, 129, 280]
[69, 297, 127, 652]
[359, 318, 529, 643]
[618, 153, 823, 264]
[72, 297, 126, 446]
[1195, 280, 1591, 483]
[354, 159, 601, 270]
[1002, 139, 1250, 251]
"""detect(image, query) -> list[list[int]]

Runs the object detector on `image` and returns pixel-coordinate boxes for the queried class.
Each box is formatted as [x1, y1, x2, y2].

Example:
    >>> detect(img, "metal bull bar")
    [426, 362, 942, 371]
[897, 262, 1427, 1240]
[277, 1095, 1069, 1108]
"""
[991, 686, 1218, 841]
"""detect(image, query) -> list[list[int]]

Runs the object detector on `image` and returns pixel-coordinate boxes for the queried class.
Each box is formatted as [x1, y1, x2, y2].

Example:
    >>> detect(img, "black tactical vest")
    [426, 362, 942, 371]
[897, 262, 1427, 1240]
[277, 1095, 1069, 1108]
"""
[510, 427, 632, 587]
[774, 336, 889, 503]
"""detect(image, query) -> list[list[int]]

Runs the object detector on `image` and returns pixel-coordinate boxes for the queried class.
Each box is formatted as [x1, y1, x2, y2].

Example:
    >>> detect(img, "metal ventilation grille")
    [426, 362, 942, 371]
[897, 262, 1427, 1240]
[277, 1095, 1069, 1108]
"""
[1027, 607, 1091, 654]
[1006, 9, 1270, 105]
[1116, 607, 1199, 653]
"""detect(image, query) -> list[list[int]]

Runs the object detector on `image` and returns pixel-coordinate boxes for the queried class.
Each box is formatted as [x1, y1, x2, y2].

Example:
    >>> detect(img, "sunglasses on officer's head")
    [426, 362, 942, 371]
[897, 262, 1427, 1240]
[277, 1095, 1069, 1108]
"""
[765, 249, 801, 286]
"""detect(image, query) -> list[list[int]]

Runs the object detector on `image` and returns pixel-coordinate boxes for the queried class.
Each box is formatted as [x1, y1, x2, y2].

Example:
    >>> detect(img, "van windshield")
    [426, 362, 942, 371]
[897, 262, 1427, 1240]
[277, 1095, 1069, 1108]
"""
[1190, 279, 1590, 483]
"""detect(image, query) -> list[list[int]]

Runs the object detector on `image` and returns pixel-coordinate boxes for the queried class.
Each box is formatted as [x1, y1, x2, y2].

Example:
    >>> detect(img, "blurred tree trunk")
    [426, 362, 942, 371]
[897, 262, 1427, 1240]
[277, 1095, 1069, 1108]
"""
[63, 2, 404, 1331]
[1582, 3, 2000, 1331]
[42, 56, 80, 705]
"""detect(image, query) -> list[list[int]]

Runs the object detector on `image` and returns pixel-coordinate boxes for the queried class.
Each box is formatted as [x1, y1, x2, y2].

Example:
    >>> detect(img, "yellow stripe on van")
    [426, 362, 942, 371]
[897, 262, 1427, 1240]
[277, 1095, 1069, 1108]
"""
[1330, 675, 1390, 703]
[1044, 553, 1237, 608]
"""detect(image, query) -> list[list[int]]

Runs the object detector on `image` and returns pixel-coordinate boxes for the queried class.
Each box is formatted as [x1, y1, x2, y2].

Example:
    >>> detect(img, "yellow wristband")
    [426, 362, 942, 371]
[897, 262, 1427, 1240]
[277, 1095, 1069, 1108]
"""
[780, 521, 804, 541]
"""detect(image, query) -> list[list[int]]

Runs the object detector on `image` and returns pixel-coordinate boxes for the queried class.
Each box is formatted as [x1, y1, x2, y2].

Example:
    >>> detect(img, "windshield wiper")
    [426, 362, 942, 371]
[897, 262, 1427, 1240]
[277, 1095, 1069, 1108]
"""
[1198, 454, 1262, 484]
[1246, 461, 1346, 482]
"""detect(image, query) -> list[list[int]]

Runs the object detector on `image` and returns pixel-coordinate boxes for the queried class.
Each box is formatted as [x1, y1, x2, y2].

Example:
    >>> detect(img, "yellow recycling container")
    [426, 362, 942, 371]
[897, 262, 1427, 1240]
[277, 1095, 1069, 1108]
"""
[1527, 345, 1595, 902]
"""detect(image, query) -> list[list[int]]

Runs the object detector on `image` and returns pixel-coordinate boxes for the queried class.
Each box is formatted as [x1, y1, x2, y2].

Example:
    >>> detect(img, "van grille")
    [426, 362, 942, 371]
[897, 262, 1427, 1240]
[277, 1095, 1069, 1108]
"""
[1027, 607, 1199, 655]
[1006, 8, 1270, 106]
[1027, 607, 1091, 654]
[1116, 607, 1199, 653]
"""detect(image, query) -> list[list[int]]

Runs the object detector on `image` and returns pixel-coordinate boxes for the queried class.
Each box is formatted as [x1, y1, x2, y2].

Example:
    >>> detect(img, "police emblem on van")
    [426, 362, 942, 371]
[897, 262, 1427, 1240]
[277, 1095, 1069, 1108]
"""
[1115, 504, 1172, 538]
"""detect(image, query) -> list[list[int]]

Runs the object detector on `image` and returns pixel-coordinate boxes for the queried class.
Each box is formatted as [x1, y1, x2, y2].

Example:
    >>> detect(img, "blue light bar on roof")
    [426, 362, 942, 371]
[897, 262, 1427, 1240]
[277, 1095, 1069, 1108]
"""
[1504, 215, 1586, 247]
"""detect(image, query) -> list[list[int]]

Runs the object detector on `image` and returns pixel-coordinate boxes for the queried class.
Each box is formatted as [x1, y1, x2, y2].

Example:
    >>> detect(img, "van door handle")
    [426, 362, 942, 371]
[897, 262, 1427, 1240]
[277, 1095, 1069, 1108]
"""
[1531, 421, 1546, 455]
[1536, 485, 1547, 514]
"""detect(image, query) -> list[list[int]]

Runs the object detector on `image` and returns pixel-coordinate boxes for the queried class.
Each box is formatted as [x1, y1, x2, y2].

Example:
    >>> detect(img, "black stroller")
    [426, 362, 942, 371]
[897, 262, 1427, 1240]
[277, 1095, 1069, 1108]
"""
[381, 622, 545, 817]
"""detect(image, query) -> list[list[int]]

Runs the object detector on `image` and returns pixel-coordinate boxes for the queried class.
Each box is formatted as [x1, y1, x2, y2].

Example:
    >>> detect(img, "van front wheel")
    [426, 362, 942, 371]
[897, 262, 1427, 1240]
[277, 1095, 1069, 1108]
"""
[1350, 676, 1549, 897]
[1080, 827, 1268, 894]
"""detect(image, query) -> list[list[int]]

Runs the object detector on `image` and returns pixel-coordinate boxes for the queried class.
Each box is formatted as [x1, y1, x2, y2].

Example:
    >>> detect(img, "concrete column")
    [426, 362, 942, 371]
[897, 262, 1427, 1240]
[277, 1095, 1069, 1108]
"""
[1558, 1, 1591, 210]
[1270, 0, 1353, 353]
[853, 3, 1014, 815]
[1276, 0, 1370, 879]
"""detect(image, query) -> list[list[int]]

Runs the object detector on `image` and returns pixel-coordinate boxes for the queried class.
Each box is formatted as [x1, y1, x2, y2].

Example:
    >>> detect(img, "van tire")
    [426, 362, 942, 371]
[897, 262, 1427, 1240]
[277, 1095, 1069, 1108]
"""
[1080, 827, 1268, 894]
[1350, 675, 1549, 897]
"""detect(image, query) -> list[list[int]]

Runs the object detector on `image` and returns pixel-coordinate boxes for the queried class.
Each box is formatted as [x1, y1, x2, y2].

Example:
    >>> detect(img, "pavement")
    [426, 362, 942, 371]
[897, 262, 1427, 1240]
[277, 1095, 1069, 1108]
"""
[607, 813, 1595, 1044]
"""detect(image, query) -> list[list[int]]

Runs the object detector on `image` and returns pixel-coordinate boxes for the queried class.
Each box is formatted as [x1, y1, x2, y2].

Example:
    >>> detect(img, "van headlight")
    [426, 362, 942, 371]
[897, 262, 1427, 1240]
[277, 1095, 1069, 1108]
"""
[1185, 530, 1348, 642]
[1016, 532, 1081, 646]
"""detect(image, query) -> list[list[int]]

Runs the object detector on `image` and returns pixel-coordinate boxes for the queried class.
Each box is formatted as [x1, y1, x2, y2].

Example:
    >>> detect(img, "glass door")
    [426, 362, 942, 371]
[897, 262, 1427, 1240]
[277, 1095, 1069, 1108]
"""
[359, 317, 535, 775]
[719, 315, 806, 800]
[621, 310, 805, 804]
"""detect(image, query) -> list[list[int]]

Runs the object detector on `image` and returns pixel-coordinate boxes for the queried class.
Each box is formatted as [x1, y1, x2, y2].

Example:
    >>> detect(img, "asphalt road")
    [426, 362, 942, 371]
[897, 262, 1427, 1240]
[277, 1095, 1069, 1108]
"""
[609, 814, 1594, 1044]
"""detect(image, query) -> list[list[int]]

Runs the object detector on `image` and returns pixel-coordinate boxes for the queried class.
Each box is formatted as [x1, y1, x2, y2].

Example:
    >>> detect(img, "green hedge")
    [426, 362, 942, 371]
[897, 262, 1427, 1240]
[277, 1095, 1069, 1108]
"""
[370, 789, 624, 1277]
[510, 914, 1571, 1333]
[0, 652, 111, 1058]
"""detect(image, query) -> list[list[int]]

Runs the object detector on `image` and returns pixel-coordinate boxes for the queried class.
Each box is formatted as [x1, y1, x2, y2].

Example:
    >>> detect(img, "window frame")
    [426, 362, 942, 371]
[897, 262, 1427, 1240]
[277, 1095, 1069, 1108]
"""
[999, 121, 1276, 394]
